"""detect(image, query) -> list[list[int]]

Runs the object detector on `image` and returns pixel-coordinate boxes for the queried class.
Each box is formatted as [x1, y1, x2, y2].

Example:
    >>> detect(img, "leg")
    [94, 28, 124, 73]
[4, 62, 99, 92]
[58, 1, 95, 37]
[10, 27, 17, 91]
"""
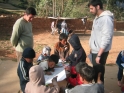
[118, 67, 123, 86]
[92, 51, 109, 83]
[16, 51, 22, 62]
[51, 28, 55, 35]
[99, 51, 109, 83]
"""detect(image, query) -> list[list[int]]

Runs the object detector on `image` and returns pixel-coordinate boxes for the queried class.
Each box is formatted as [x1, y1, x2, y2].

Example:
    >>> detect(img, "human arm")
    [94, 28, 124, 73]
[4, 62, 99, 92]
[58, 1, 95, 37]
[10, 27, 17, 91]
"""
[97, 16, 113, 63]
[54, 43, 59, 57]
[64, 43, 70, 60]
[51, 76, 60, 93]
[20, 62, 30, 82]
[116, 52, 123, 69]
[97, 72, 103, 84]
[37, 54, 44, 62]
[96, 48, 104, 64]
[10, 20, 22, 47]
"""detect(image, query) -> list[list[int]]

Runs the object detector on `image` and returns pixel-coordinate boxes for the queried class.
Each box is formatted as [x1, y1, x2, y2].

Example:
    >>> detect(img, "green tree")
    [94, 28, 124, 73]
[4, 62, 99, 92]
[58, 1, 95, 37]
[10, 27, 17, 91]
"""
[106, 0, 124, 20]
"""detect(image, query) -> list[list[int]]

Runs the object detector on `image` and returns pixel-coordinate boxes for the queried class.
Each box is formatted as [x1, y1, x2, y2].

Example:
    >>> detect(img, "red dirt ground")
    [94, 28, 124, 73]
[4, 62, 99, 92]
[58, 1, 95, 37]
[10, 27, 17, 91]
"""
[0, 17, 124, 64]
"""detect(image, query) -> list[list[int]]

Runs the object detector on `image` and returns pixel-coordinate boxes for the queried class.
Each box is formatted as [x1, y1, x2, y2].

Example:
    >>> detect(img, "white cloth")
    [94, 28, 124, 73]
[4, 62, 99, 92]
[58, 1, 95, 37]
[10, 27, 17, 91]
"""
[39, 61, 48, 70]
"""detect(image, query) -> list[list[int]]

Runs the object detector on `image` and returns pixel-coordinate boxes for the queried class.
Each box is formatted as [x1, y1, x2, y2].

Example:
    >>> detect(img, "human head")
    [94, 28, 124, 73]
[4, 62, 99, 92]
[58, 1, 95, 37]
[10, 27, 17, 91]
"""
[22, 47, 35, 63]
[42, 46, 51, 56]
[88, 0, 103, 15]
[24, 7, 36, 22]
[59, 33, 68, 46]
[68, 29, 74, 35]
[79, 63, 95, 82]
[76, 62, 88, 73]
[93, 64, 105, 83]
[29, 65, 45, 85]
[48, 54, 59, 68]
[68, 34, 82, 50]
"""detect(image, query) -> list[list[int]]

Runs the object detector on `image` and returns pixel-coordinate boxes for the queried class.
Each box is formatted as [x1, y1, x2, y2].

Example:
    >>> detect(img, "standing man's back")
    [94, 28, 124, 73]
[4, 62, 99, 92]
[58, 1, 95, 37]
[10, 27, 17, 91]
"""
[10, 7, 36, 62]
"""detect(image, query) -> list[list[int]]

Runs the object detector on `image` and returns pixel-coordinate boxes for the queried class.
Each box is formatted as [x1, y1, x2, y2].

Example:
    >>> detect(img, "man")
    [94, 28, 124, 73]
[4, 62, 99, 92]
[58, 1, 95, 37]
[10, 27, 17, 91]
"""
[61, 20, 68, 35]
[10, 7, 36, 62]
[88, 0, 114, 83]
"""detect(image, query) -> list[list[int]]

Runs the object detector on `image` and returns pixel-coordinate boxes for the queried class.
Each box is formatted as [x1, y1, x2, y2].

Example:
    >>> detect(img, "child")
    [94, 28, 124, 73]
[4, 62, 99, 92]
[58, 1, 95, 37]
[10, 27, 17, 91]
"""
[17, 47, 35, 93]
[25, 65, 60, 93]
[37, 46, 51, 62]
[65, 34, 86, 87]
[38, 54, 59, 74]
[51, 21, 55, 35]
[67, 62, 85, 88]
[116, 50, 124, 87]
[65, 63, 104, 93]
[54, 33, 70, 62]
[61, 20, 68, 35]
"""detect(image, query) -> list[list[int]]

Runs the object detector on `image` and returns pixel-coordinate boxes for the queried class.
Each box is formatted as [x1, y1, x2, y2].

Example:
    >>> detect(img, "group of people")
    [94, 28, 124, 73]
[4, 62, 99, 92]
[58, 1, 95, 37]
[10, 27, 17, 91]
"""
[51, 19, 68, 36]
[10, 0, 124, 93]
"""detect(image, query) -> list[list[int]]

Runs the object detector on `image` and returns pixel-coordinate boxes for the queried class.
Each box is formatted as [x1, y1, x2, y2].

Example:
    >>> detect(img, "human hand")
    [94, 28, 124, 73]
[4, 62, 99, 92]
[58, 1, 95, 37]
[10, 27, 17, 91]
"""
[50, 68, 55, 72]
[52, 76, 58, 82]
[45, 71, 52, 75]
[64, 66, 70, 71]
[96, 56, 100, 64]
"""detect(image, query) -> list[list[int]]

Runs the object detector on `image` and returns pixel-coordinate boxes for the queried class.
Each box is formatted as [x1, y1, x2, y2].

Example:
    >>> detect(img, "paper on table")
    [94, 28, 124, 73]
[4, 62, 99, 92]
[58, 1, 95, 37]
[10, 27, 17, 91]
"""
[44, 67, 66, 84]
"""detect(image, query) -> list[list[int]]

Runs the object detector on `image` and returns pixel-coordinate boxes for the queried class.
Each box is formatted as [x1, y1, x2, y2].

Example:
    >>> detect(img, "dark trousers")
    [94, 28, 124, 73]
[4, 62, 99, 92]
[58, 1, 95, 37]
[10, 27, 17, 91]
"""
[92, 51, 109, 83]
[118, 67, 123, 81]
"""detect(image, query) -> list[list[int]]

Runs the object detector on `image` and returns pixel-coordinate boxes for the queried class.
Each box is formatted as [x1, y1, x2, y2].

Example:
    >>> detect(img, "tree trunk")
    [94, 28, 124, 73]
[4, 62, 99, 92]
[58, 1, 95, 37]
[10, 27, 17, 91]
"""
[52, 0, 55, 17]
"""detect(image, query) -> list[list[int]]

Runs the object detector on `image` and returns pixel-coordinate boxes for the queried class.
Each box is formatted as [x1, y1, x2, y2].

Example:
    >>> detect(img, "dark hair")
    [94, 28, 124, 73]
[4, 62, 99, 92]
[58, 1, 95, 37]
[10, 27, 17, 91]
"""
[93, 64, 105, 83]
[79, 63, 95, 82]
[59, 33, 68, 41]
[48, 54, 59, 64]
[22, 47, 35, 58]
[75, 62, 87, 73]
[68, 29, 73, 34]
[88, 0, 103, 9]
[25, 7, 36, 15]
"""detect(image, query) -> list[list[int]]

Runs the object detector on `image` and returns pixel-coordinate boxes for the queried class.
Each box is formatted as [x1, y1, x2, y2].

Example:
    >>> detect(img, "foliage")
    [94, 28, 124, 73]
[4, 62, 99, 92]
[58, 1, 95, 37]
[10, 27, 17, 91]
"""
[34, 0, 90, 18]
[105, 0, 124, 21]
[0, 0, 124, 20]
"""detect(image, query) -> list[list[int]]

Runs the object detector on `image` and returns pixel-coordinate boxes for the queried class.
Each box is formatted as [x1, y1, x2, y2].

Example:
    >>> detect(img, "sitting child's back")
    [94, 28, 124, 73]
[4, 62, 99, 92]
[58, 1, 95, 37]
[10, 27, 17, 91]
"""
[66, 63, 104, 93]
[25, 65, 60, 93]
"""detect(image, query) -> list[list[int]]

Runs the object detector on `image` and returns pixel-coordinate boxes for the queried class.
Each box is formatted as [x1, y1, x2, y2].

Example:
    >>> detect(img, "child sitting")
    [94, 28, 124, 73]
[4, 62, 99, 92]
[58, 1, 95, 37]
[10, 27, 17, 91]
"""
[116, 50, 124, 87]
[65, 63, 104, 93]
[38, 54, 59, 75]
[67, 62, 85, 88]
[25, 65, 60, 93]
[65, 34, 86, 87]
[54, 33, 70, 62]
[37, 46, 51, 62]
[17, 47, 35, 93]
